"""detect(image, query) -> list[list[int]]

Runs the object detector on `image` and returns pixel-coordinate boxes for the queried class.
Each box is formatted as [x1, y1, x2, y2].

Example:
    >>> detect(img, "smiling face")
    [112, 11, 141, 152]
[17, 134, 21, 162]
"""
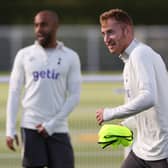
[101, 18, 132, 55]
[34, 11, 59, 48]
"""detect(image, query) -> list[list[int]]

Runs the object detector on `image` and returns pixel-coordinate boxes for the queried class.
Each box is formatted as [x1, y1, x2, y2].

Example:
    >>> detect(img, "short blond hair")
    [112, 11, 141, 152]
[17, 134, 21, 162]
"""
[100, 8, 133, 26]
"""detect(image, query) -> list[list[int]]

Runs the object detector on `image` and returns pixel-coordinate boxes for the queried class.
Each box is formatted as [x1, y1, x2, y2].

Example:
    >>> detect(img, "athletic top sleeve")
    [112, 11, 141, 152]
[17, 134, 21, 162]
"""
[6, 50, 25, 138]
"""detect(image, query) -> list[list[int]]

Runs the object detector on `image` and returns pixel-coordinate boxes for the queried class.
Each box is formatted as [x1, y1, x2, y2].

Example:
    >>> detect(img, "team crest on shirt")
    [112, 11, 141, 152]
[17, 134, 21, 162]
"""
[57, 57, 62, 65]
[32, 69, 60, 81]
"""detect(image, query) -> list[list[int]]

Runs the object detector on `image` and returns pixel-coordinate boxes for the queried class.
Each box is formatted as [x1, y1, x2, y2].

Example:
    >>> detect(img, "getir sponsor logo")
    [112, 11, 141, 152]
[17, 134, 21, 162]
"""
[32, 69, 60, 81]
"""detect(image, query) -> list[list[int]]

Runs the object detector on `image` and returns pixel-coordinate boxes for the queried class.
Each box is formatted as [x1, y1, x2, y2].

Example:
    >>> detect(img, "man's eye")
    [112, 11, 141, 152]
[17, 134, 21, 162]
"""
[107, 30, 113, 34]
[41, 23, 47, 26]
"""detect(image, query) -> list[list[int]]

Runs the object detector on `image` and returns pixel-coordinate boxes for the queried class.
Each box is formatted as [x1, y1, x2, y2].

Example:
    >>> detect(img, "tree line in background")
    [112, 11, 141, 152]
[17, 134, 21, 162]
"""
[1, 0, 168, 25]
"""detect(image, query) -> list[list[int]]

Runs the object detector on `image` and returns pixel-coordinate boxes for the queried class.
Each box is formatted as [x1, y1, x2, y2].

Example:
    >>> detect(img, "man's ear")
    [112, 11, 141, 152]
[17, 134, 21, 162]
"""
[124, 25, 131, 36]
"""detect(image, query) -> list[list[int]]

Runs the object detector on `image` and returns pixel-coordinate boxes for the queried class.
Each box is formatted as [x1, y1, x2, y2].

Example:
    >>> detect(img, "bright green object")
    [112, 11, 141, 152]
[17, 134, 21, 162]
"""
[98, 124, 133, 149]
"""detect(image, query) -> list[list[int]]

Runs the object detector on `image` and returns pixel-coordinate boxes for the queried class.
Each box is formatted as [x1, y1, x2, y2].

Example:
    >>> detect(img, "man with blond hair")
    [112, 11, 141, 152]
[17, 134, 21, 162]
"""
[96, 8, 168, 168]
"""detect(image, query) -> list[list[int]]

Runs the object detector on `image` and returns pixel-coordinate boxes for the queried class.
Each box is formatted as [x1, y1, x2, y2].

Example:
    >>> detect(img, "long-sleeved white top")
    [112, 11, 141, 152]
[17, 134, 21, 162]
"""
[103, 39, 168, 160]
[6, 41, 81, 137]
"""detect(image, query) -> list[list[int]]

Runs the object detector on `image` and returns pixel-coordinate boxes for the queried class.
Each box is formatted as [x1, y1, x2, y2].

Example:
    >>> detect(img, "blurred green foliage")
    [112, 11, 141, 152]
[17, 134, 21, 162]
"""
[0, 0, 168, 25]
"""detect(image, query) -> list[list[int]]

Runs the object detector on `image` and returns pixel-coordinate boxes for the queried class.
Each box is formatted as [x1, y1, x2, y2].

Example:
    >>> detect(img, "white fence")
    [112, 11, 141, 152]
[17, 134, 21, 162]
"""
[1, 25, 168, 71]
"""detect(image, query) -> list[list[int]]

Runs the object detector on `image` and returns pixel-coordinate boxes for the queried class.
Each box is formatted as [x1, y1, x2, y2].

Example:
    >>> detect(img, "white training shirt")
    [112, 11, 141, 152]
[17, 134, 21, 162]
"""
[6, 41, 81, 137]
[104, 39, 168, 160]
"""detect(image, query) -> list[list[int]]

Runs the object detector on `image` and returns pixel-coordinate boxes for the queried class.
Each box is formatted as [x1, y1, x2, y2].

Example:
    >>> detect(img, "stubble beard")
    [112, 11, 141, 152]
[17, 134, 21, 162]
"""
[37, 33, 52, 48]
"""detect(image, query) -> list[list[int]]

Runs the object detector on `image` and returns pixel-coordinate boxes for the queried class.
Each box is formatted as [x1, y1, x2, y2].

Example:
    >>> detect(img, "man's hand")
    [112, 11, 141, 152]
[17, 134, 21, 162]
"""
[96, 108, 104, 125]
[36, 124, 49, 138]
[6, 135, 19, 151]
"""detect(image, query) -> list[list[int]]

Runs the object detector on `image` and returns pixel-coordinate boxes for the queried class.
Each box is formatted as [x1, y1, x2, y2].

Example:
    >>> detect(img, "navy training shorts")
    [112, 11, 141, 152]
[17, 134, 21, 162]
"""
[21, 128, 74, 168]
[121, 150, 168, 168]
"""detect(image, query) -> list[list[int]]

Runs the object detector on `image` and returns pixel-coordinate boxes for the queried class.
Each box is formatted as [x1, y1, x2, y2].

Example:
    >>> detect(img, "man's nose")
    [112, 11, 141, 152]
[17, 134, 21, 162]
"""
[104, 34, 110, 44]
[35, 25, 42, 33]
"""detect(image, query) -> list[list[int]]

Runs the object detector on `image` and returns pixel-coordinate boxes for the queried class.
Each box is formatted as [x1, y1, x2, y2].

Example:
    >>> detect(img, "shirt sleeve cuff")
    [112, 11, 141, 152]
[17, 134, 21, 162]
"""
[6, 128, 16, 139]
[42, 123, 53, 136]
[103, 108, 115, 121]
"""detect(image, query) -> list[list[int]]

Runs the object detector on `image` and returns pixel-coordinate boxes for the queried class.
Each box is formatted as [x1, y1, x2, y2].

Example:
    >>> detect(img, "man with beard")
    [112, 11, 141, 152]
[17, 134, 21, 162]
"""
[6, 10, 81, 168]
[96, 9, 168, 168]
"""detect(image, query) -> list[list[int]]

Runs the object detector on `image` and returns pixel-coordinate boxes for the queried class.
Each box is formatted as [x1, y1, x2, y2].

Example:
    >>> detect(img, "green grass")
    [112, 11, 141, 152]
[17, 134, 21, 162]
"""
[0, 82, 125, 168]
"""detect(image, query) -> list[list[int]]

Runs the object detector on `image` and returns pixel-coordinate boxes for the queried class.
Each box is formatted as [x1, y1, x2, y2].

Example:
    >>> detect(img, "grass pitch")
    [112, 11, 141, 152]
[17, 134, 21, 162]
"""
[0, 81, 125, 168]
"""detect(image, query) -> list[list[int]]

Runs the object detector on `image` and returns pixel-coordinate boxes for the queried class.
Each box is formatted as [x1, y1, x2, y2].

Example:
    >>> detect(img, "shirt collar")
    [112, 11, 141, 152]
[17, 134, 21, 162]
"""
[119, 39, 139, 63]
[125, 38, 139, 55]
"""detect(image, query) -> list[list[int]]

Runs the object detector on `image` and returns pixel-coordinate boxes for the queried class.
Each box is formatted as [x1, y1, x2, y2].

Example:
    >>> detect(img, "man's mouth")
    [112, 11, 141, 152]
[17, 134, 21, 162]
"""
[107, 42, 116, 49]
[37, 34, 45, 40]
